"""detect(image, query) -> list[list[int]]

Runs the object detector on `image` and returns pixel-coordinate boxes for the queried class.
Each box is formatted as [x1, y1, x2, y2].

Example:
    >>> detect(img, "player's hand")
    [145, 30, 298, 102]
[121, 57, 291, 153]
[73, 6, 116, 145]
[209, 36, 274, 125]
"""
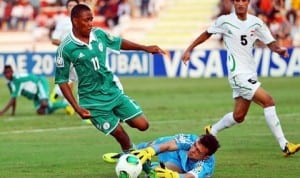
[278, 48, 289, 57]
[182, 51, 191, 65]
[154, 167, 180, 178]
[131, 147, 156, 164]
[145, 45, 167, 55]
[76, 107, 91, 119]
[276, 47, 289, 58]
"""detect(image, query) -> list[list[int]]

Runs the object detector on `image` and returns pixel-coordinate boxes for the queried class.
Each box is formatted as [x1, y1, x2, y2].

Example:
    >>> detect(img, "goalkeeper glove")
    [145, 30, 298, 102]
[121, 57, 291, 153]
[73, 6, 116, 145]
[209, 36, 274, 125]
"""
[131, 147, 156, 164]
[154, 167, 180, 178]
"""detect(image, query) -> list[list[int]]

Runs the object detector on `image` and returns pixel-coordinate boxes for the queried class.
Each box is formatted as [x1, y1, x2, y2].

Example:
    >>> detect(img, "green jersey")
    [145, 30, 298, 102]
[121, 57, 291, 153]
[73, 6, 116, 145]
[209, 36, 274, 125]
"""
[7, 73, 67, 114]
[55, 28, 122, 106]
[7, 73, 49, 100]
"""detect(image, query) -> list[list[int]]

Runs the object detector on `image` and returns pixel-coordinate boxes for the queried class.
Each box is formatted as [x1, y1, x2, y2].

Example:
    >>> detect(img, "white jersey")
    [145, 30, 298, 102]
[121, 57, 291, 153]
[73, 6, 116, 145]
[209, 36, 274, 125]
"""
[52, 14, 78, 82]
[207, 12, 275, 77]
[52, 15, 72, 41]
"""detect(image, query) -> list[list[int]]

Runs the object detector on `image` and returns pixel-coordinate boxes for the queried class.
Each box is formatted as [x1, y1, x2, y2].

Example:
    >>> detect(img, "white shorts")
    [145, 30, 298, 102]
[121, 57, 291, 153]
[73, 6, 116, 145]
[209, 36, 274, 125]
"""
[228, 73, 261, 100]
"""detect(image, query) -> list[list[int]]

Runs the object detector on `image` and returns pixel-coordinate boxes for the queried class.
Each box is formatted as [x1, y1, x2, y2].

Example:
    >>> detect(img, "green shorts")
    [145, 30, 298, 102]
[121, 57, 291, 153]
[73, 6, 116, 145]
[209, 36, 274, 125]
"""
[86, 94, 143, 135]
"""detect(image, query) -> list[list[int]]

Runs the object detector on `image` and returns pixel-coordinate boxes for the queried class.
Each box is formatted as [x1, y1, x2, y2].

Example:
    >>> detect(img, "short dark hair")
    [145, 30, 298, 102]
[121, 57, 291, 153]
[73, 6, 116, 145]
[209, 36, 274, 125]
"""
[199, 134, 220, 156]
[4, 65, 12, 70]
[3, 65, 12, 74]
[71, 4, 91, 20]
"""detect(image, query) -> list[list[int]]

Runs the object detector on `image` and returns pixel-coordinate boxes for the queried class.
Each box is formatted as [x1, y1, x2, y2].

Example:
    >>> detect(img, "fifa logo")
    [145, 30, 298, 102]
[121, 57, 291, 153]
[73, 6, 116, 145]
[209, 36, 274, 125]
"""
[56, 57, 64, 67]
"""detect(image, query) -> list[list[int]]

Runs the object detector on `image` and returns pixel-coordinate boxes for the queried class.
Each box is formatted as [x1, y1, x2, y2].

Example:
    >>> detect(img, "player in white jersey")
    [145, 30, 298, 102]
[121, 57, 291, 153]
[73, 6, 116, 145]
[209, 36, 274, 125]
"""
[50, 0, 79, 115]
[51, 0, 78, 46]
[182, 0, 300, 157]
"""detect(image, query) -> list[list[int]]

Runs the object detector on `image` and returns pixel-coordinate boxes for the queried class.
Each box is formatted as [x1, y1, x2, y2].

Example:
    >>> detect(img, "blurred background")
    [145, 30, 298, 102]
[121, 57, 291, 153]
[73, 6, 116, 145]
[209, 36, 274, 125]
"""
[0, 0, 300, 78]
[1, 0, 299, 52]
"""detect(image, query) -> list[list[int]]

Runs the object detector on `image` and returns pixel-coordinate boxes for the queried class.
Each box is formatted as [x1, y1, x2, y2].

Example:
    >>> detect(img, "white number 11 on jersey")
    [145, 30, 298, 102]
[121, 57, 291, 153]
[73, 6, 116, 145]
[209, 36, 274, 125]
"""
[91, 57, 100, 70]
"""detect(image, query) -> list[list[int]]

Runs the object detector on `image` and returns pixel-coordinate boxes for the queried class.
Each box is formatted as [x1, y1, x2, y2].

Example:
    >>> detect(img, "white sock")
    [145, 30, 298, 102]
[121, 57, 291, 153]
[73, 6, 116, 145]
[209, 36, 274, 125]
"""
[264, 106, 288, 150]
[211, 112, 237, 136]
[54, 84, 63, 97]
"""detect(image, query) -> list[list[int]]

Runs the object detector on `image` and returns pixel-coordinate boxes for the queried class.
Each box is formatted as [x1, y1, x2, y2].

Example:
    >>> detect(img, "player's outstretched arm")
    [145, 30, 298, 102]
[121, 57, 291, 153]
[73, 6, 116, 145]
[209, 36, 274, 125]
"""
[182, 31, 212, 64]
[132, 139, 179, 164]
[267, 41, 289, 58]
[0, 98, 16, 116]
[121, 39, 166, 55]
[131, 147, 157, 164]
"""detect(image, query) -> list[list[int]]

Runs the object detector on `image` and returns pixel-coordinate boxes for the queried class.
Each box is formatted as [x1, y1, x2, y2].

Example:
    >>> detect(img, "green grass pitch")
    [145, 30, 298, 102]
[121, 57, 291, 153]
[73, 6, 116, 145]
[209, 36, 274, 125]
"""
[0, 77, 299, 178]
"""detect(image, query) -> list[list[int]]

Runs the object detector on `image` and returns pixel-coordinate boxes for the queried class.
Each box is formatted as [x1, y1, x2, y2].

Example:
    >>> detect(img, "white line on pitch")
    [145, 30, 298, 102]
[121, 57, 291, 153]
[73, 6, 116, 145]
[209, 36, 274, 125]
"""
[0, 125, 91, 135]
[0, 113, 298, 135]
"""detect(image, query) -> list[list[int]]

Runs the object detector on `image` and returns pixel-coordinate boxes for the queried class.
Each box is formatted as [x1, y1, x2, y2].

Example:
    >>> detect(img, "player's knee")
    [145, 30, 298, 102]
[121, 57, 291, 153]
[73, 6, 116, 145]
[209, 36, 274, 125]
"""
[234, 118, 244, 123]
[233, 113, 245, 123]
[127, 116, 149, 131]
[138, 122, 149, 131]
[134, 121, 149, 131]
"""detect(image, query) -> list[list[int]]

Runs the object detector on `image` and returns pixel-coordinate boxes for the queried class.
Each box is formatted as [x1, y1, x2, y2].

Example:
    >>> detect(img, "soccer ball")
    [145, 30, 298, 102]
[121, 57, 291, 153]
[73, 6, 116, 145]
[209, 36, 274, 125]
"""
[115, 154, 143, 178]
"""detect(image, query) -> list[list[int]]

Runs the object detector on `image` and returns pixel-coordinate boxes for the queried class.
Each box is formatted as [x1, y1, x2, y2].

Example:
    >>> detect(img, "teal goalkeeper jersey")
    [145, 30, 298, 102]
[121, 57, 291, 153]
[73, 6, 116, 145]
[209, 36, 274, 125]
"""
[55, 28, 122, 103]
[137, 134, 216, 178]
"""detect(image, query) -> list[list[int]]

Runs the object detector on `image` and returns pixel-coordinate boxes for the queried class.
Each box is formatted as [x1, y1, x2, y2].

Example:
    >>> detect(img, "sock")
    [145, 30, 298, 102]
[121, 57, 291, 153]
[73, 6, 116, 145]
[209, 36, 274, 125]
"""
[122, 143, 136, 153]
[211, 112, 237, 135]
[142, 161, 153, 174]
[264, 106, 288, 150]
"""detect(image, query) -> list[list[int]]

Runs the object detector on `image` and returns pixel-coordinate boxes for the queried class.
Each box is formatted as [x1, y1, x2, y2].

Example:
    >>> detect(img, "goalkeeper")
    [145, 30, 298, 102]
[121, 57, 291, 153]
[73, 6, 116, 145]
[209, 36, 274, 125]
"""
[133, 133, 220, 178]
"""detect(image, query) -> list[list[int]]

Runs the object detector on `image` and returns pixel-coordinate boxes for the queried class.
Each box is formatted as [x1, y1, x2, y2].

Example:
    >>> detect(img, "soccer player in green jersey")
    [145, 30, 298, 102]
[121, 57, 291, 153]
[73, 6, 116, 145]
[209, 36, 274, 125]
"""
[0, 65, 69, 116]
[182, 0, 300, 157]
[54, 4, 166, 152]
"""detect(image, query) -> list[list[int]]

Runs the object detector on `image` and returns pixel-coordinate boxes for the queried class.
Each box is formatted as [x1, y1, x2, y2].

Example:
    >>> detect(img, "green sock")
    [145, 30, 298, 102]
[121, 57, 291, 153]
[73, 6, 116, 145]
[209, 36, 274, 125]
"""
[142, 161, 152, 174]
